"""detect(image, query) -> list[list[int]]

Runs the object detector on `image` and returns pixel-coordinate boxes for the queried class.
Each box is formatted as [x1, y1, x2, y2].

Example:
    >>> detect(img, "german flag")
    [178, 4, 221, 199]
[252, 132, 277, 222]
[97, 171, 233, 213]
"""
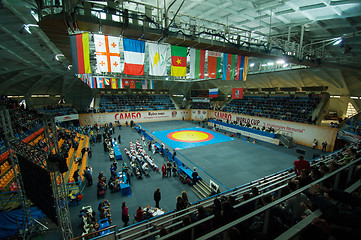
[70, 33, 91, 74]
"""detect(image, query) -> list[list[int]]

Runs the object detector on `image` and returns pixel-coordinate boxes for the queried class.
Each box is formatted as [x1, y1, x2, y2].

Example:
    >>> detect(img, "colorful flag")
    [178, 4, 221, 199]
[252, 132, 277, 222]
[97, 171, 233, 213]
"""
[148, 43, 168, 76]
[70, 33, 91, 74]
[232, 88, 244, 99]
[141, 80, 154, 89]
[123, 38, 145, 75]
[122, 79, 130, 87]
[171, 45, 187, 76]
[94, 34, 121, 72]
[135, 80, 142, 89]
[207, 51, 222, 79]
[130, 79, 136, 89]
[222, 53, 236, 80]
[190, 48, 205, 79]
[209, 88, 218, 98]
[235, 56, 249, 81]
[111, 78, 122, 89]
[97, 77, 104, 89]
[89, 77, 97, 88]
[104, 78, 110, 86]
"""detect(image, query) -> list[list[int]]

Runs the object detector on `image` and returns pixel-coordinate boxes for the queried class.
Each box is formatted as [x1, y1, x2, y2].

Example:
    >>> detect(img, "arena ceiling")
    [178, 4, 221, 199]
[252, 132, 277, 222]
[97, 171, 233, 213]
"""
[0, 0, 360, 110]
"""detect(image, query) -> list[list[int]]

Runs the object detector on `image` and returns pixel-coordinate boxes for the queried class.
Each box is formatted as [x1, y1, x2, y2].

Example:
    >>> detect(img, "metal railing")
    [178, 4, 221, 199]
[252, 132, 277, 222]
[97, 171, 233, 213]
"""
[33, 0, 361, 68]
[113, 145, 350, 240]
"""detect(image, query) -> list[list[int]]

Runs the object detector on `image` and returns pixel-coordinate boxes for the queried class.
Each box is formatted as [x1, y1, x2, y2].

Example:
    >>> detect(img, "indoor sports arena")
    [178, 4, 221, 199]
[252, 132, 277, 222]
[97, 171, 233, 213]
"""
[1, 0, 361, 239]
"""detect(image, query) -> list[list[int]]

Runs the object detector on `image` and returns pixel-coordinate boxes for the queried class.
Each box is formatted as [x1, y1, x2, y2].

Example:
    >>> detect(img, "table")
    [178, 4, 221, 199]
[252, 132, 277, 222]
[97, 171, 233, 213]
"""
[143, 206, 165, 219]
[117, 172, 131, 196]
[112, 139, 123, 160]
[178, 166, 201, 180]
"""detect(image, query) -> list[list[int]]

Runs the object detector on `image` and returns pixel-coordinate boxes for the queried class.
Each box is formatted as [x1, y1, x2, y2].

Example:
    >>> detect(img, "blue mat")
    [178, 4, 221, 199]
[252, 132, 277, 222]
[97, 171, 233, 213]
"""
[152, 127, 234, 150]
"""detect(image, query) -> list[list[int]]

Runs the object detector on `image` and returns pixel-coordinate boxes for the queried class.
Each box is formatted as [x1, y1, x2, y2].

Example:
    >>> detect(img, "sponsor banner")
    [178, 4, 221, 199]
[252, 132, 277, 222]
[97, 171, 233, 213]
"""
[337, 129, 361, 143]
[54, 114, 79, 122]
[208, 110, 337, 150]
[191, 109, 208, 121]
[208, 121, 280, 145]
[79, 110, 190, 126]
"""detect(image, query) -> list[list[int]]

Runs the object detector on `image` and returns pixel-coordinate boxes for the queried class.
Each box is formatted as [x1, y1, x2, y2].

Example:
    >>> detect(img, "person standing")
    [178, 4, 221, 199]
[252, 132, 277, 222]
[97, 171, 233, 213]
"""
[322, 141, 327, 152]
[293, 155, 310, 175]
[166, 161, 172, 177]
[122, 202, 129, 227]
[192, 168, 199, 185]
[161, 164, 166, 178]
[118, 134, 121, 143]
[312, 139, 318, 149]
[73, 169, 79, 183]
[154, 188, 161, 208]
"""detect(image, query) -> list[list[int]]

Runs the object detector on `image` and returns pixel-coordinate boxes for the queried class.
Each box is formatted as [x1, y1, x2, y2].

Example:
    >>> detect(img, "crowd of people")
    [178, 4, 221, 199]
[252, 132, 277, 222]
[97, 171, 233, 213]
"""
[222, 95, 321, 124]
[98, 94, 176, 113]
[0, 97, 40, 147]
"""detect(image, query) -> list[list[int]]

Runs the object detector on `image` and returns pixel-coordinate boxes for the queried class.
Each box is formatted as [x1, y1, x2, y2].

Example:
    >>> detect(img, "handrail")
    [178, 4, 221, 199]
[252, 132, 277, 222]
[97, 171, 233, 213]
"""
[71, 225, 117, 240]
[167, 157, 361, 240]
[115, 124, 351, 240]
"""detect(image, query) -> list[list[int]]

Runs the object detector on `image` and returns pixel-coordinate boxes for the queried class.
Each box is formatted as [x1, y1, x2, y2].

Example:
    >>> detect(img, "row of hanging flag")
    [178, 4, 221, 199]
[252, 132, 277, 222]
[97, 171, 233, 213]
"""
[70, 33, 249, 81]
[77, 74, 154, 89]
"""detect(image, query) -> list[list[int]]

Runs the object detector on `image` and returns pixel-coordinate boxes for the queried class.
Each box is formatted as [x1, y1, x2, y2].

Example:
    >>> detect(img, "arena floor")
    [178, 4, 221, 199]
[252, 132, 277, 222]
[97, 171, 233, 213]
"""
[45, 120, 323, 239]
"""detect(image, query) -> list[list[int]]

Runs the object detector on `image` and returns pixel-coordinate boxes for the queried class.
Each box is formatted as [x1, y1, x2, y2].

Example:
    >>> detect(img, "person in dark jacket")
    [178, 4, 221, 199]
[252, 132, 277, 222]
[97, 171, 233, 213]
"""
[154, 188, 161, 208]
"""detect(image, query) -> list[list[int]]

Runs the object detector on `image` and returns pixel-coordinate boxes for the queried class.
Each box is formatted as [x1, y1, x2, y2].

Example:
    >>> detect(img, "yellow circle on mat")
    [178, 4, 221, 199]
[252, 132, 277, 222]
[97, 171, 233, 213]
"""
[171, 131, 209, 141]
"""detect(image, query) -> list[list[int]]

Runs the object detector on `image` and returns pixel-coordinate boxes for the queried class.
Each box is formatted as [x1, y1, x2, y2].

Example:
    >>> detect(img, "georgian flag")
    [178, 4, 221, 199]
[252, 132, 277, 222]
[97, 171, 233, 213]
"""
[94, 34, 121, 73]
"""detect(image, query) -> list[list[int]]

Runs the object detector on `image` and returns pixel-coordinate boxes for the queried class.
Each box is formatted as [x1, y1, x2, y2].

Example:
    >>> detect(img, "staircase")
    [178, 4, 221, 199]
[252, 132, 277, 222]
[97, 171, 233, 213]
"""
[279, 134, 296, 148]
[192, 180, 213, 199]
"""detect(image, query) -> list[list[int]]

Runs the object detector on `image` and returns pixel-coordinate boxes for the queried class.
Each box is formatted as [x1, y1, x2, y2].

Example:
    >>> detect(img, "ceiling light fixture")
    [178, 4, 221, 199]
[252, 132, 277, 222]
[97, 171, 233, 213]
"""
[333, 37, 343, 46]
[250, 63, 255, 67]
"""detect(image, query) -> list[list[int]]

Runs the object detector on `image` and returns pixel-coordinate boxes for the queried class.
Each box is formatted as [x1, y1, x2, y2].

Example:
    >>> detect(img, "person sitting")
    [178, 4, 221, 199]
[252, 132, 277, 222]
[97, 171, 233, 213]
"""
[142, 163, 149, 176]
[68, 190, 79, 205]
[135, 206, 144, 222]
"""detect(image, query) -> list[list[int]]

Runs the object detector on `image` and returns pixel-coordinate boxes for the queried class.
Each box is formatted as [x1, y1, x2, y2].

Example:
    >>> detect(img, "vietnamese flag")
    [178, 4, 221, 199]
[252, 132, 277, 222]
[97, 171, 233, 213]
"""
[171, 45, 187, 76]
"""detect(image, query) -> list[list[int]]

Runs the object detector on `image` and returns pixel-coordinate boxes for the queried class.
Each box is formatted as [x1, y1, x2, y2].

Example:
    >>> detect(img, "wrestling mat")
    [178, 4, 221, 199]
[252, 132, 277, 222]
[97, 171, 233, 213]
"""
[152, 127, 234, 150]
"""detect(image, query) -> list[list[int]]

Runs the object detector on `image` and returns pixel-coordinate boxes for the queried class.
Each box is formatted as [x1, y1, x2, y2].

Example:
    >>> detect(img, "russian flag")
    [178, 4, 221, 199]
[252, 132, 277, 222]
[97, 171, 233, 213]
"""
[209, 88, 218, 98]
[123, 38, 145, 75]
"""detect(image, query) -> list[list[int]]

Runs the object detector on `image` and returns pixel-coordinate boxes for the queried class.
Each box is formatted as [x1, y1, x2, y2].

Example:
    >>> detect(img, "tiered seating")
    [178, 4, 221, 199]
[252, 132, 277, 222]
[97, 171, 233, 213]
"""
[223, 94, 321, 124]
[98, 94, 176, 112]
[79, 136, 89, 181]
[36, 105, 77, 116]
[117, 142, 359, 240]
[0, 165, 18, 190]
[190, 102, 214, 109]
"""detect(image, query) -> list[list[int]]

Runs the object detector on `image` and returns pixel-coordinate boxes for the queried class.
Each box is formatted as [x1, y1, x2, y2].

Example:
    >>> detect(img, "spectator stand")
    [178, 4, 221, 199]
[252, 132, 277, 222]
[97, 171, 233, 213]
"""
[98, 94, 176, 113]
[116, 143, 354, 240]
[36, 105, 77, 117]
[208, 119, 280, 145]
[222, 94, 321, 124]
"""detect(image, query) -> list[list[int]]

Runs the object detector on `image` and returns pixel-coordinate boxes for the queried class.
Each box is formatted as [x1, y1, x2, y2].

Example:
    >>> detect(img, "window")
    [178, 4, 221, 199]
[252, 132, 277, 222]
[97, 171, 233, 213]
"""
[346, 102, 358, 118]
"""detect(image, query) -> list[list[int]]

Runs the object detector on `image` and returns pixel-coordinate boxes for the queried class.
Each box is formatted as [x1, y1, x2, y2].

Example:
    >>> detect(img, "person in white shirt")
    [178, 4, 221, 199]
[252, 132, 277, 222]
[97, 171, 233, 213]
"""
[152, 143, 156, 155]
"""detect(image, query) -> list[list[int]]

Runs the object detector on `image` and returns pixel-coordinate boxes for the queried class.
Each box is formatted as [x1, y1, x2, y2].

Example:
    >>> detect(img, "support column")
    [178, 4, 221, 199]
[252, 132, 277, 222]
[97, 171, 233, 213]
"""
[298, 25, 305, 59]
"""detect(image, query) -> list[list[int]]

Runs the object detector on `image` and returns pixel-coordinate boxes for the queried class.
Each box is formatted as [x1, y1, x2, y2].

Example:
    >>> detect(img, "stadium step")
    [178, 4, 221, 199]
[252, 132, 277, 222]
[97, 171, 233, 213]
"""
[279, 134, 296, 148]
[198, 180, 212, 194]
[192, 184, 207, 199]
[192, 180, 212, 199]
